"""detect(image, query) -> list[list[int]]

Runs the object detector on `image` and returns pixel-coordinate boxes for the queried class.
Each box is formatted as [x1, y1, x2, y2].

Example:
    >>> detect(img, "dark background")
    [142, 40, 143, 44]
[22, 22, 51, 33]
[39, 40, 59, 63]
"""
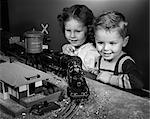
[0, 0, 149, 90]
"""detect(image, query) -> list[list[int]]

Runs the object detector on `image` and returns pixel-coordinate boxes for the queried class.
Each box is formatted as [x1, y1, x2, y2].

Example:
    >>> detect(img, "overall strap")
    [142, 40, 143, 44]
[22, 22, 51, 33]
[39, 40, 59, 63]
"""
[98, 55, 102, 72]
[114, 54, 134, 75]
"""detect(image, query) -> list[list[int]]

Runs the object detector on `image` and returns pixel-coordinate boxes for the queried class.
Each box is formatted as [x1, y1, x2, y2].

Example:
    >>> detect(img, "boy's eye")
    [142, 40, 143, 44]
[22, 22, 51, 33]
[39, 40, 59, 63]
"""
[97, 41, 103, 44]
[110, 42, 117, 45]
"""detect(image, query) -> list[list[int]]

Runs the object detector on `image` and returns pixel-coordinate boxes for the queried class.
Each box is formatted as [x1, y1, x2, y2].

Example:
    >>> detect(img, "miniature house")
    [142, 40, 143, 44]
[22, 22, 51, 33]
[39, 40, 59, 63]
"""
[0, 62, 61, 107]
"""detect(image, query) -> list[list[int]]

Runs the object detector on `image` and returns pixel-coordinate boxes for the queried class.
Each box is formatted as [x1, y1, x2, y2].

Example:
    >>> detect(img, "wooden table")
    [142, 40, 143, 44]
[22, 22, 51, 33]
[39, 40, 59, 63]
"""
[0, 74, 149, 119]
[83, 78, 150, 119]
[0, 52, 149, 118]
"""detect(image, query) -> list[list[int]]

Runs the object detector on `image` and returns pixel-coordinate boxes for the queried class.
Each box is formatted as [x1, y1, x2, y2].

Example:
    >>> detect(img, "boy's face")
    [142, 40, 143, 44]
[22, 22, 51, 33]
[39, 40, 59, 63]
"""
[95, 29, 128, 62]
[64, 18, 87, 47]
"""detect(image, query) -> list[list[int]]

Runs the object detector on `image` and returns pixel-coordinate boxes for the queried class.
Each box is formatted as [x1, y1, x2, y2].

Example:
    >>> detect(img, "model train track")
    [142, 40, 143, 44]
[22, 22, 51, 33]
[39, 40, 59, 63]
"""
[63, 102, 80, 119]
[54, 99, 81, 119]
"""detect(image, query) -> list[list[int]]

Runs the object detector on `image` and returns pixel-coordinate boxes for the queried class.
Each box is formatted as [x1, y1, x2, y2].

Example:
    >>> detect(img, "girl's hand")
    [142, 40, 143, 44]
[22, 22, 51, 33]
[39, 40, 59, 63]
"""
[62, 44, 75, 56]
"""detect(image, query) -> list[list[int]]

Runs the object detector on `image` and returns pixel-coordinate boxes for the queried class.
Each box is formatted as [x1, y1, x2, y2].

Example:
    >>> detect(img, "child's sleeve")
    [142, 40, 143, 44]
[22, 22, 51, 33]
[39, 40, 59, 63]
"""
[110, 59, 143, 89]
[122, 59, 143, 89]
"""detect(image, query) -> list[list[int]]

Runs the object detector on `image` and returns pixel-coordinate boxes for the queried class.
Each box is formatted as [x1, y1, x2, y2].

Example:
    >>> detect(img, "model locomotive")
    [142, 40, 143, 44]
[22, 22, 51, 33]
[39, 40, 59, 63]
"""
[42, 52, 90, 99]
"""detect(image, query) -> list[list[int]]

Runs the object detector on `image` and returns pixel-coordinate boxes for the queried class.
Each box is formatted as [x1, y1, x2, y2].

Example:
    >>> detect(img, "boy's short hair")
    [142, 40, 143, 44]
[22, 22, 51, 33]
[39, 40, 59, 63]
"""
[94, 11, 128, 38]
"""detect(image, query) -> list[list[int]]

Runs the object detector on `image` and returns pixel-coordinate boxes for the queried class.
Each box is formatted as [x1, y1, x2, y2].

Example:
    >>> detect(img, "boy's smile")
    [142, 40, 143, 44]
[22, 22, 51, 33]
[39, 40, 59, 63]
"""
[95, 29, 128, 62]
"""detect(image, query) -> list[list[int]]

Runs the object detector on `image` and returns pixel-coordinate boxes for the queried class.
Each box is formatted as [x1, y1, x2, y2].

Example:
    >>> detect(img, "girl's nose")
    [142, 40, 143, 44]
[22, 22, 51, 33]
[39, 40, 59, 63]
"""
[70, 31, 75, 38]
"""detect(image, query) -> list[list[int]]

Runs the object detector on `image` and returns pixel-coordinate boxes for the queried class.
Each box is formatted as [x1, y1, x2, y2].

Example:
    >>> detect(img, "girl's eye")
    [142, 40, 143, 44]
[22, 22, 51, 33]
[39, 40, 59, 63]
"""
[65, 29, 71, 32]
[75, 30, 81, 33]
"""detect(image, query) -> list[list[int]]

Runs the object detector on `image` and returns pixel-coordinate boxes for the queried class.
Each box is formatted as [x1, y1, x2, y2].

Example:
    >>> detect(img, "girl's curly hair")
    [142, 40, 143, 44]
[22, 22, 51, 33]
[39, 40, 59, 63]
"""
[57, 4, 95, 43]
[94, 11, 128, 38]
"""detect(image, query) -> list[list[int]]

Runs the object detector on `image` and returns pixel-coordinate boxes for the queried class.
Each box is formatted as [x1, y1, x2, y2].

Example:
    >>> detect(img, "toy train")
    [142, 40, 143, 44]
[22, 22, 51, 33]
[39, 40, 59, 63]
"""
[41, 52, 90, 99]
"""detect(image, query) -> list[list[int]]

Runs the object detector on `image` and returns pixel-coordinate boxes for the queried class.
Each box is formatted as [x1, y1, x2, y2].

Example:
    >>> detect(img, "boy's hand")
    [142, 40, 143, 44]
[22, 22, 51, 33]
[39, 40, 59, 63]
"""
[62, 44, 75, 56]
[88, 68, 99, 75]
[96, 71, 112, 83]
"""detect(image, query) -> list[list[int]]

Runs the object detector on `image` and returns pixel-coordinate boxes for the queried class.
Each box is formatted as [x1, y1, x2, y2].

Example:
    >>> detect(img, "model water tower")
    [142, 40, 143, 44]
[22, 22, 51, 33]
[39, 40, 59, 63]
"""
[24, 29, 44, 68]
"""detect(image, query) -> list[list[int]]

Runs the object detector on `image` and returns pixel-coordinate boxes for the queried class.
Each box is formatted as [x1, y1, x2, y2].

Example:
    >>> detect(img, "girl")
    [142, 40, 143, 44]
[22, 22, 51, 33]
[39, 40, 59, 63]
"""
[57, 4, 99, 72]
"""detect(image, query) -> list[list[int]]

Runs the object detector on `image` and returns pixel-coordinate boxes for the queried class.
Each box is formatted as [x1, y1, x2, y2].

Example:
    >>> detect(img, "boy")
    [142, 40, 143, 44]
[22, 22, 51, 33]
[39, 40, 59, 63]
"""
[94, 11, 143, 89]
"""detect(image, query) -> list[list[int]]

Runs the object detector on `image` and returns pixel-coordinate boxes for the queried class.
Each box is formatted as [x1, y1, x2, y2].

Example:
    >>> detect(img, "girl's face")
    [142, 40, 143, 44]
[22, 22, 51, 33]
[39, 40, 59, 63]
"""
[95, 29, 128, 62]
[64, 18, 87, 47]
